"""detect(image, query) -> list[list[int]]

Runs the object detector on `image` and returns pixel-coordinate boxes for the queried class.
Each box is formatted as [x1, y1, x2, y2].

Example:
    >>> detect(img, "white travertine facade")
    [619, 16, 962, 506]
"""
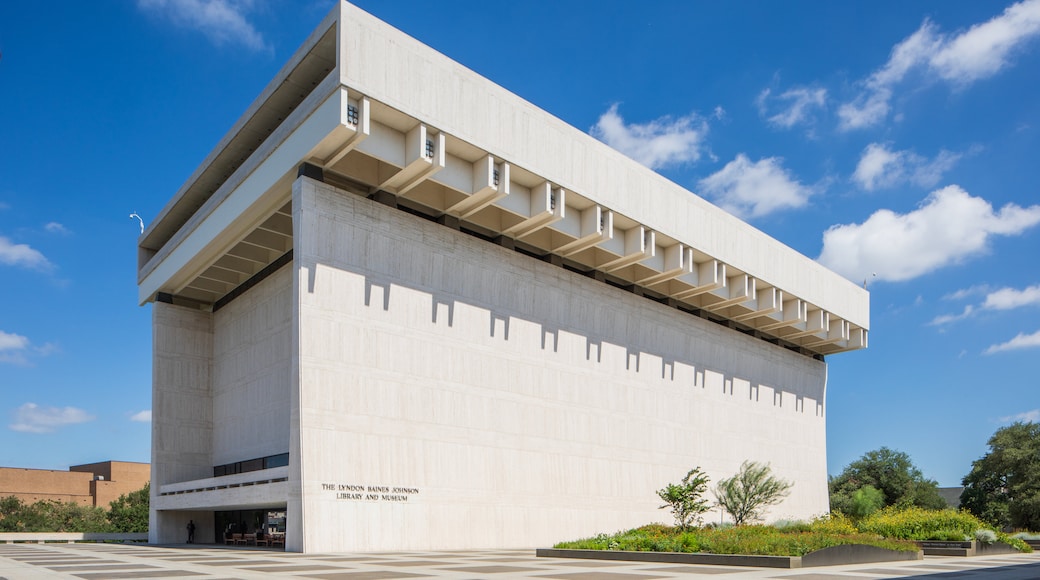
[140, 1, 868, 552]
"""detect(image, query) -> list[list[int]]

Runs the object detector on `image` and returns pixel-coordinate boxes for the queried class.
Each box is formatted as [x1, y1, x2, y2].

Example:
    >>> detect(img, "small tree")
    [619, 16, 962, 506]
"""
[108, 483, 150, 533]
[657, 467, 711, 530]
[714, 461, 792, 525]
[848, 484, 885, 519]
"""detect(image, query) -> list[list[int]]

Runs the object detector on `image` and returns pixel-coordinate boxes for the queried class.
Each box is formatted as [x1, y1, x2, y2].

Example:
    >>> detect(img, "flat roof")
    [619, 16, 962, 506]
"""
[138, 1, 868, 356]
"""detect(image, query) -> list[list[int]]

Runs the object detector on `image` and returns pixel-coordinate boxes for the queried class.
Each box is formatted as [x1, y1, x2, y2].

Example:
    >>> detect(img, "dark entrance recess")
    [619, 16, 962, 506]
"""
[215, 508, 286, 545]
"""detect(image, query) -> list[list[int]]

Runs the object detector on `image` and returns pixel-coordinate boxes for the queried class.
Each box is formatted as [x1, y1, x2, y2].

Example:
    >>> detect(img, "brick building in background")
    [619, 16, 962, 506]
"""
[0, 461, 149, 509]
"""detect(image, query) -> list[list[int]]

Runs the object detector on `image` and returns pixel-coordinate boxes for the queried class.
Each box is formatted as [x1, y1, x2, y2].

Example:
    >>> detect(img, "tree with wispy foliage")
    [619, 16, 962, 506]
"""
[714, 461, 792, 525]
[107, 483, 150, 533]
[657, 467, 711, 530]
[961, 422, 1040, 530]
[829, 447, 946, 513]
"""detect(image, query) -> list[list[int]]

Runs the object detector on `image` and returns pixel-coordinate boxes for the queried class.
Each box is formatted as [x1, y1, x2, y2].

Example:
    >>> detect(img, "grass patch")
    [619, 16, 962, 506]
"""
[553, 523, 919, 557]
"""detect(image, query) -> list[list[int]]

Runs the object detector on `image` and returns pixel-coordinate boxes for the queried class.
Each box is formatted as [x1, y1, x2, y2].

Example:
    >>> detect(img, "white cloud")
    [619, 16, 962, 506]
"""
[697, 154, 813, 219]
[757, 87, 827, 129]
[9, 403, 95, 434]
[930, 0, 1040, 84]
[137, 0, 268, 51]
[932, 284, 1040, 325]
[982, 284, 1040, 310]
[817, 185, 1040, 282]
[840, 0, 1040, 130]
[944, 285, 991, 300]
[985, 329, 1040, 354]
[0, 236, 51, 270]
[0, 330, 29, 352]
[852, 143, 962, 190]
[713, 106, 726, 120]
[0, 330, 57, 365]
[130, 410, 152, 423]
[44, 222, 69, 235]
[929, 305, 975, 326]
[590, 104, 709, 170]
[1000, 409, 1040, 422]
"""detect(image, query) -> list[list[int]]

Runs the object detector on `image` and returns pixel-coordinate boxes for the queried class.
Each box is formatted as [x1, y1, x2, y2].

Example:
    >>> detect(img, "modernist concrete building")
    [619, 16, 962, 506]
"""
[138, 2, 869, 552]
[0, 461, 149, 508]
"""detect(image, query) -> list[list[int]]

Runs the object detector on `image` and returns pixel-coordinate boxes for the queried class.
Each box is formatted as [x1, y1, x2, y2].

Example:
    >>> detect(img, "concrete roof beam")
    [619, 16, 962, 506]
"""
[731, 287, 782, 322]
[322, 95, 370, 167]
[704, 274, 756, 311]
[554, 206, 612, 257]
[599, 227, 655, 272]
[502, 182, 565, 239]
[637, 244, 691, 287]
[758, 297, 807, 331]
[672, 260, 726, 300]
[784, 308, 829, 339]
[445, 156, 509, 218]
[377, 124, 445, 196]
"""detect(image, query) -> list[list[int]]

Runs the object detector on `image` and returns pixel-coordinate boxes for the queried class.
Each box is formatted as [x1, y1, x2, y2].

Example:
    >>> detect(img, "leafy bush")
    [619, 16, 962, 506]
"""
[857, 506, 984, 541]
[554, 523, 918, 556]
[1012, 531, 1040, 540]
[771, 519, 811, 532]
[975, 529, 998, 544]
[849, 485, 885, 519]
[855, 506, 1032, 552]
[0, 496, 111, 533]
[809, 512, 858, 535]
[107, 483, 149, 533]
[995, 532, 1031, 552]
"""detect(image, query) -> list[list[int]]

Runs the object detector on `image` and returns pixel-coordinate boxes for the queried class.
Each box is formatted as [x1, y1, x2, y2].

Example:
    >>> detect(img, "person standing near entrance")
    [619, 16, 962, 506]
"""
[186, 520, 196, 544]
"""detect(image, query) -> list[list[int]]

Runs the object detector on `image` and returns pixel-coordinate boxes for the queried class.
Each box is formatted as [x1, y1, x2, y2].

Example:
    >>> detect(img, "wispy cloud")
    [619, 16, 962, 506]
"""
[9, 403, 95, 434]
[0, 330, 31, 365]
[943, 285, 991, 301]
[932, 283, 1040, 325]
[697, 154, 813, 219]
[983, 284, 1040, 310]
[137, 0, 268, 51]
[852, 143, 963, 191]
[999, 409, 1040, 422]
[0, 235, 51, 271]
[985, 329, 1040, 354]
[818, 185, 1040, 282]
[757, 87, 827, 129]
[44, 222, 70, 235]
[590, 104, 709, 170]
[130, 410, 152, 423]
[839, 0, 1040, 130]
[929, 305, 975, 326]
[0, 329, 57, 365]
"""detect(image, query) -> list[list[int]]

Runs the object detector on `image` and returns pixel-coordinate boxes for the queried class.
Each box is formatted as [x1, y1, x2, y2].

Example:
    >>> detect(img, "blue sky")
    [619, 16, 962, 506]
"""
[1, 1, 1038, 489]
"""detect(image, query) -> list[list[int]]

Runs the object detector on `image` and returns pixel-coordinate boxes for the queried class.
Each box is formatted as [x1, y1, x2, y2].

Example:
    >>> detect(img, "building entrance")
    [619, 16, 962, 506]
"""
[215, 508, 285, 545]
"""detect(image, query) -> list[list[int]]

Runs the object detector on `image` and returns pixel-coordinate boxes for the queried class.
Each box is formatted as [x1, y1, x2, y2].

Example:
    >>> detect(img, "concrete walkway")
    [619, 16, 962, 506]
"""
[1, 543, 1039, 579]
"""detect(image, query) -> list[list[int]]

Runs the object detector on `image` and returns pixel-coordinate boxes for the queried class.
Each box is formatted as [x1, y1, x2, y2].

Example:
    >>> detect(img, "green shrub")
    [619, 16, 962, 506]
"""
[554, 523, 918, 556]
[771, 519, 811, 532]
[849, 485, 885, 519]
[975, 529, 997, 544]
[996, 532, 1031, 552]
[858, 506, 985, 541]
[810, 512, 858, 535]
[855, 506, 1032, 552]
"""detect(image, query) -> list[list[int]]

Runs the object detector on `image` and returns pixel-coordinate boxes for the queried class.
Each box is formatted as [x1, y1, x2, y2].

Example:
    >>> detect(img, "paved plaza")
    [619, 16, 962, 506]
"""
[1, 544, 1039, 580]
